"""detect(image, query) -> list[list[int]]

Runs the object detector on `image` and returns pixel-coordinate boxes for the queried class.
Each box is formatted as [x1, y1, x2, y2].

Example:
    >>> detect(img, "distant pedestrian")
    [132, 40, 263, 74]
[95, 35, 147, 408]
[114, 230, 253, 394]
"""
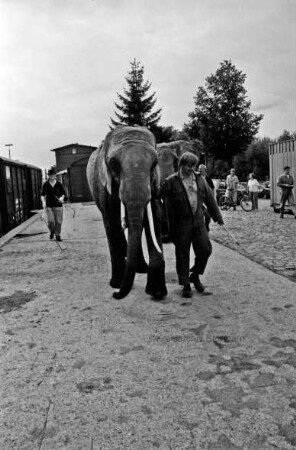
[226, 168, 239, 211]
[277, 166, 296, 219]
[41, 169, 66, 241]
[247, 173, 260, 210]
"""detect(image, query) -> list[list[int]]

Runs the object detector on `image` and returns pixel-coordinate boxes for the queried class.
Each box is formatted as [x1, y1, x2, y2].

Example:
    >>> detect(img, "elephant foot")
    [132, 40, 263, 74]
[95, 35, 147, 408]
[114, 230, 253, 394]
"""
[113, 291, 124, 300]
[145, 260, 167, 300]
[110, 278, 123, 289]
[145, 287, 167, 300]
[136, 261, 149, 274]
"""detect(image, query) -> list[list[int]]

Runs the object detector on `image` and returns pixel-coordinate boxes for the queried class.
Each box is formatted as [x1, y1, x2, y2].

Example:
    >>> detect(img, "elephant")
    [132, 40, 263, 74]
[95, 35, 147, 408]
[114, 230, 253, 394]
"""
[86, 125, 167, 300]
[157, 140, 203, 183]
[156, 140, 203, 241]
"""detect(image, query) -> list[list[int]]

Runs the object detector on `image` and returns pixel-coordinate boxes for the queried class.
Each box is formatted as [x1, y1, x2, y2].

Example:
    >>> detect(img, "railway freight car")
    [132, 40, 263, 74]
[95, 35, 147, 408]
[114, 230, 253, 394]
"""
[55, 157, 93, 203]
[0, 156, 42, 236]
[269, 139, 296, 213]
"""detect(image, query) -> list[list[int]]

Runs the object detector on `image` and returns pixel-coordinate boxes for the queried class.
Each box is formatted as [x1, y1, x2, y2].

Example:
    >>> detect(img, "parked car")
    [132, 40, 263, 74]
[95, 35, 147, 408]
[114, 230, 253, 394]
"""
[258, 183, 266, 198]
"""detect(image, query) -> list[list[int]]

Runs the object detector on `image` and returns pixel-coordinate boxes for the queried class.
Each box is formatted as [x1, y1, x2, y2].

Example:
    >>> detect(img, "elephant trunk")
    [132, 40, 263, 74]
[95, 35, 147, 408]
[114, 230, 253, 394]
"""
[113, 205, 144, 300]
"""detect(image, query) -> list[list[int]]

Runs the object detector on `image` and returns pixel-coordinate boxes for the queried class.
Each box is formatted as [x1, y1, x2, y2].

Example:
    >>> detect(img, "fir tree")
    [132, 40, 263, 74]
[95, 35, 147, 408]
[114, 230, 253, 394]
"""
[110, 59, 162, 129]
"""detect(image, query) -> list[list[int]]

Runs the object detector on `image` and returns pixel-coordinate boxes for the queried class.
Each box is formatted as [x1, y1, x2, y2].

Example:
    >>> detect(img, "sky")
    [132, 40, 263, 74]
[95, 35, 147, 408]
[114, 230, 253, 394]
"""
[1, 0, 295, 170]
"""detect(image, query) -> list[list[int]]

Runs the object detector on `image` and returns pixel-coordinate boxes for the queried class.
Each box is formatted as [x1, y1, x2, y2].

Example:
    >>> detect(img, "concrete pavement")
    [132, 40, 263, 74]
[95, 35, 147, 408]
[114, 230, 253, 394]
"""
[1, 202, 296, 450]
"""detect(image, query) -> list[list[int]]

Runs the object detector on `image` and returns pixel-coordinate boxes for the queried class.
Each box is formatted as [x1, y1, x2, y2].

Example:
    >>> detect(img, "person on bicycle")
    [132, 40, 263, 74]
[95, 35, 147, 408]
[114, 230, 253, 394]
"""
[159, 152, 224, 299]
[226, 168, 239, 211]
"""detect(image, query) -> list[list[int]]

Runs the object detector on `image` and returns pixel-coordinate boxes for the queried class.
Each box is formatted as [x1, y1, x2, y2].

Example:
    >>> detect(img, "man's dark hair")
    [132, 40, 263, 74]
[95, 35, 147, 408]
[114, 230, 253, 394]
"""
[179, 152, 199, 168]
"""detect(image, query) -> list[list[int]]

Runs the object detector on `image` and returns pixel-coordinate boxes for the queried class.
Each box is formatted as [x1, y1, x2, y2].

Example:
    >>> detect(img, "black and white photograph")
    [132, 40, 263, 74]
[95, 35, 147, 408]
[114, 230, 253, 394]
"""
[1, 0, 296, 449]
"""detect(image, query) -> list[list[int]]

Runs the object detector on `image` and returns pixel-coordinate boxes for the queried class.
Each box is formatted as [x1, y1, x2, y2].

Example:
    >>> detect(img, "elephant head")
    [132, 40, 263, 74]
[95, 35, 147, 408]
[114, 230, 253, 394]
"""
[156, 139, 203, 180]
[157, 146, 179, 183]
[87, 126, 167, 300]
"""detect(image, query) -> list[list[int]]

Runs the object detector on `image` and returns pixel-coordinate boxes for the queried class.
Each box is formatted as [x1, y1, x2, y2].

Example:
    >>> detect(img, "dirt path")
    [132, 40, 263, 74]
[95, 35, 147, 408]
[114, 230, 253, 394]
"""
[1, 203, 296, 449]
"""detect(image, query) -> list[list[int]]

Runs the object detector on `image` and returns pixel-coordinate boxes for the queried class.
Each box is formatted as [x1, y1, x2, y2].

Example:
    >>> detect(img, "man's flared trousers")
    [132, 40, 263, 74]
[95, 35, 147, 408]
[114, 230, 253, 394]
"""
[173, 221, 212, 286]
[46, 207, 63, 237]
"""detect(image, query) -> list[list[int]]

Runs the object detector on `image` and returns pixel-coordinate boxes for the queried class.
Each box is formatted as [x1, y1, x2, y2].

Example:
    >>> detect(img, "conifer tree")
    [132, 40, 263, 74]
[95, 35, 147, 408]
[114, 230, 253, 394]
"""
[110, 59, 162, 129]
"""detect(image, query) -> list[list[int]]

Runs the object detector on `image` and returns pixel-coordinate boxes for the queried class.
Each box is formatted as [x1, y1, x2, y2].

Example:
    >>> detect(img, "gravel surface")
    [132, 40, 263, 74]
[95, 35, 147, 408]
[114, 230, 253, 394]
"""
[210, 199, 296, 281]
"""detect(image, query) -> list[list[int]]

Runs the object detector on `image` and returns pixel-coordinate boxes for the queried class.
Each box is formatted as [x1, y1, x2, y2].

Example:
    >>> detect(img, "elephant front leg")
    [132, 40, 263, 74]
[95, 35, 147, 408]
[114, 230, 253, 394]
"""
[103, 217, 127, 289]
[144, 201, 167, 299]
[136, 242, 149, 274]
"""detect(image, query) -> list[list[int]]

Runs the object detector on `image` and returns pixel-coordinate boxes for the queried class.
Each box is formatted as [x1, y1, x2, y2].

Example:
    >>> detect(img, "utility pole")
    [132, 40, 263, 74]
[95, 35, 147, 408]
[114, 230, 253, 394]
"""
[5, 143, 13, 159]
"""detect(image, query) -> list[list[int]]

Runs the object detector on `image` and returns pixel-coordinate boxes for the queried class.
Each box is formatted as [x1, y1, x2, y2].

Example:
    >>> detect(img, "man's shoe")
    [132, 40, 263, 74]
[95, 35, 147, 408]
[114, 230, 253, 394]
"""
[50, 232, 54, 240]
[56, 236, 62, 242]
[182, 284, 192, 298]
[200, 290, 213, 296]
[190, 273, 205, 293]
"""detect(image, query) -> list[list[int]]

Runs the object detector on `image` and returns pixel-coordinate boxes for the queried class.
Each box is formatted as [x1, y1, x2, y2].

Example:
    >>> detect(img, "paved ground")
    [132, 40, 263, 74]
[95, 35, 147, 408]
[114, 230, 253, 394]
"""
[1, 201, 296, 450]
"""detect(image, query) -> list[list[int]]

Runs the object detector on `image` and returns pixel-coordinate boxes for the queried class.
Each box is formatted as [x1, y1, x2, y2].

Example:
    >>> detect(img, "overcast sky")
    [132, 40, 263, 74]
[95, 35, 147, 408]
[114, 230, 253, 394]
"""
[1, 0, 295, 170]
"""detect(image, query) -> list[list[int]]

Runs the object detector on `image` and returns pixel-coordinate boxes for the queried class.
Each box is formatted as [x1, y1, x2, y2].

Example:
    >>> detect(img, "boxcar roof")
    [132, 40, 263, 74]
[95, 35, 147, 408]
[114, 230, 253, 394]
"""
[0, 155, 42, 171]
[51, 143, 97, 152]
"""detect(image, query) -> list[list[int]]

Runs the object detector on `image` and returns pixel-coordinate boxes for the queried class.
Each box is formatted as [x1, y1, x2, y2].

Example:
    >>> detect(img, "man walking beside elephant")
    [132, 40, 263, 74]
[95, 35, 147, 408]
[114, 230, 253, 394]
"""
[159, 152, 224, 298]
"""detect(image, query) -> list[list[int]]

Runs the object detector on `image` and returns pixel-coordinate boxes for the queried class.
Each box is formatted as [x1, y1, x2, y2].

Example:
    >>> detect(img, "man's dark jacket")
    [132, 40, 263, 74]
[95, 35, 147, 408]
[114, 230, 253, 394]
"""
[159, 172, 223, 232]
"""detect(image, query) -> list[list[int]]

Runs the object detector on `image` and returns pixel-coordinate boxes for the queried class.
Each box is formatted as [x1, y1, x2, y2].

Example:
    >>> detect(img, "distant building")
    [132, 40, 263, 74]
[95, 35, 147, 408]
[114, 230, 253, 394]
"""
[51, 143, 97, 202]
[51, 143, 96, 172]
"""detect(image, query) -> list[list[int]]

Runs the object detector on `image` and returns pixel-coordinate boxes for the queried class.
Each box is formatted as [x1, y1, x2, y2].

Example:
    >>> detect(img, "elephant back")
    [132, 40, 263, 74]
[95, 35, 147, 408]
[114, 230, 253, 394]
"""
[157, 146, 179, 182]
[157, 139, 202, 159]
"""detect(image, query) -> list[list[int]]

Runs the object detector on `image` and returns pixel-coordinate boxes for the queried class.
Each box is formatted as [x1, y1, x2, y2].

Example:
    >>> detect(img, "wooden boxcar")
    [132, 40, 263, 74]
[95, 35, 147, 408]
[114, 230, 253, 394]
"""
[269, 139, 296, 212]
[56, 156, 93, 203]
[0, 157, 42, 236]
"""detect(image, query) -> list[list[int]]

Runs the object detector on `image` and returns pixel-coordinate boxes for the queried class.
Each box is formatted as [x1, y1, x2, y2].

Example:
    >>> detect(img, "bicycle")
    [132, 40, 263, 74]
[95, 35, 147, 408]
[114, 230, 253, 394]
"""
[218, 193, 253, 212]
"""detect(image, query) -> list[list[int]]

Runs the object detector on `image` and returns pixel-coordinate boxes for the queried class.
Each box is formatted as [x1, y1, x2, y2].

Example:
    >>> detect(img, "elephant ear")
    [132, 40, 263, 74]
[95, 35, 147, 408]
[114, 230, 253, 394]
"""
[97, 143, 112, 195]
[151, 163, 161, 195]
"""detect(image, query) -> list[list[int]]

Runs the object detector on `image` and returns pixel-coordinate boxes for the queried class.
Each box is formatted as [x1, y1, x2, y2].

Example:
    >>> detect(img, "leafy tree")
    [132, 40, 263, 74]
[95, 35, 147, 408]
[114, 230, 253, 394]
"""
[150, 125, 176, 143]
[207, 159, 229, 179]
[278, 130, 296, 142]
[110, 59, 162, 129]
[245, 137, 270, 180]
[232, 137, 271, 181]
[151, 125, 191, 143]
[185, 60, 263, 165]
